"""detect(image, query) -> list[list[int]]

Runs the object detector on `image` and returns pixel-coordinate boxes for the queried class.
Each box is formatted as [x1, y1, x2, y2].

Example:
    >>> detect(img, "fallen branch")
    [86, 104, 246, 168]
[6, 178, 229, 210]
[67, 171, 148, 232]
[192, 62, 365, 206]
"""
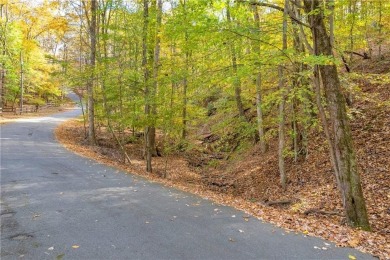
[344, 51, 370, 59]
[303, 208, 343, 217]
[266, 200, 293, 206]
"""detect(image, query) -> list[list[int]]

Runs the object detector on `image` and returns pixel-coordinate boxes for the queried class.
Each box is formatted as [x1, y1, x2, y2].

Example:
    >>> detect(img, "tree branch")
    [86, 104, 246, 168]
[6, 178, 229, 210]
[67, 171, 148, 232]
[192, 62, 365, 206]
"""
[289, 0, 305, 10]
[236, 0, 311, 28]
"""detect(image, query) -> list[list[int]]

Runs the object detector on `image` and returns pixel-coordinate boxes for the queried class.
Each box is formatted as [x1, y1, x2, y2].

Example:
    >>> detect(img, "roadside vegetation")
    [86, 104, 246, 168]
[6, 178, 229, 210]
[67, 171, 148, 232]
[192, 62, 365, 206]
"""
[2, 0, 389, 258]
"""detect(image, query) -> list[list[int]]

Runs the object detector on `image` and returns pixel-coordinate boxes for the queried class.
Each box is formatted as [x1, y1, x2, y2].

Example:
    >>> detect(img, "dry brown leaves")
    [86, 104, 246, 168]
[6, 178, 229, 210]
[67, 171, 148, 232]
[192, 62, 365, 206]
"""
[55, 117, 389, 260]
[54, 58, 390, 259]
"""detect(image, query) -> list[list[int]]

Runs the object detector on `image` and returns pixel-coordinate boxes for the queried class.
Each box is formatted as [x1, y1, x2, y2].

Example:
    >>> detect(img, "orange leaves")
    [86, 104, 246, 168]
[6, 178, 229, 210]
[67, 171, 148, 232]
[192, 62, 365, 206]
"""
[56, 114, 390, 260]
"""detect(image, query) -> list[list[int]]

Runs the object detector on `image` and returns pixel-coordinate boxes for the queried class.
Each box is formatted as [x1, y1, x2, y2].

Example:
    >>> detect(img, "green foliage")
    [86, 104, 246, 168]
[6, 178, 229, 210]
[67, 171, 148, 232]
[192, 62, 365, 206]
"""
[11, 0, 389, 177]
[1, 1, 65, 107]
[27, 97, 45, 106]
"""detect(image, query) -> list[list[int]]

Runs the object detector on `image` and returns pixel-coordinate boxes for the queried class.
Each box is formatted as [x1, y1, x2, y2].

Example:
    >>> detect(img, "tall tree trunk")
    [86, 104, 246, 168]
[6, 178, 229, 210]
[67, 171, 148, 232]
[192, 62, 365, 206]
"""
[146, 0, 163, 157]
[303, 0, 370, 231]
[291, 10, 309, 160]
[278, 65, 286, 189]
[143, 0, 153, 172]
[348, 0, 357, 67]
[170, 43, 177, 111]
[19, 51, 23, 115]
[182, 51, 188, 139]
[278, 0, 288, 190]
[0, 52, 4, 114]
[251, 5, 266, 153]
[78, 0, 87, 138]
[0, 3, 6, 112]
[378, 1, 382, 57]
[87, 0, 97, 145]
[327, 0, 335, 48]
[181, 0, 189, 140]
[226, 1, 245, 119]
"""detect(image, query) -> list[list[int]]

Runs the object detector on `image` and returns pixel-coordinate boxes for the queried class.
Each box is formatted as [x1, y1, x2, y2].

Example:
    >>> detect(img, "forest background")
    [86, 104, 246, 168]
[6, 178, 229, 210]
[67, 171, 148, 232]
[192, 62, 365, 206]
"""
[1, 0, 389, 258]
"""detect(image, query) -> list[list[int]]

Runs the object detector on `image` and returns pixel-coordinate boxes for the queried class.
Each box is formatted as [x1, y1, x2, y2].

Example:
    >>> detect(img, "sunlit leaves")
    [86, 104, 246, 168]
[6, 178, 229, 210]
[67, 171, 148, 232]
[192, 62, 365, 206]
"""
[1, 0, 67, 106]
[301, 54, 337, 66]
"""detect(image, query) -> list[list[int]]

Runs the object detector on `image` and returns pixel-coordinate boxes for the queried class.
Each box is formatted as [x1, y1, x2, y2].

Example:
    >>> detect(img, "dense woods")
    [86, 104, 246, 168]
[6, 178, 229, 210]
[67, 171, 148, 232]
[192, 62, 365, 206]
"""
[2, 0, 389, 241]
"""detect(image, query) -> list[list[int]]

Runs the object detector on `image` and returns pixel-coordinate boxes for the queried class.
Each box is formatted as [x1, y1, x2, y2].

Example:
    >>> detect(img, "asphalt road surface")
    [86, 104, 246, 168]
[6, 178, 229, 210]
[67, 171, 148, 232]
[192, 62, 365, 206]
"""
[1, 95, 375, 259]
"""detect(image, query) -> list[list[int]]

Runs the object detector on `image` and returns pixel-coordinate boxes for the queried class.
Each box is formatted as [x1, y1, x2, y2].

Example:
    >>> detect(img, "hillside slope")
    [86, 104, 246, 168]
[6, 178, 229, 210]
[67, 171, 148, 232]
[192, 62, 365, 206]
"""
[56, 53, 390, 259]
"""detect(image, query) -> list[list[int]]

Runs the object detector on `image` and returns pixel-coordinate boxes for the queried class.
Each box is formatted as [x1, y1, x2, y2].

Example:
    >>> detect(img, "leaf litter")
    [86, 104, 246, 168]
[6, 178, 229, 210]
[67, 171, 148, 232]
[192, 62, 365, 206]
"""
[55, 66, 390, 259]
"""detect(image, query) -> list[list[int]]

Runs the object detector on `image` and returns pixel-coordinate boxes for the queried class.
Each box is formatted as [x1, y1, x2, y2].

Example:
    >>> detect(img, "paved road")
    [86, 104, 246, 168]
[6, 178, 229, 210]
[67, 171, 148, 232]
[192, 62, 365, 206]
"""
[1, 96, 374, 259]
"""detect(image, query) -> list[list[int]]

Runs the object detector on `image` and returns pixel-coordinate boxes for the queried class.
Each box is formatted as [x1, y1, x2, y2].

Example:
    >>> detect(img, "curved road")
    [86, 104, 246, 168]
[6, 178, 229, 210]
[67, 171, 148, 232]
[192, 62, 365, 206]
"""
[1, 96, 374, 259]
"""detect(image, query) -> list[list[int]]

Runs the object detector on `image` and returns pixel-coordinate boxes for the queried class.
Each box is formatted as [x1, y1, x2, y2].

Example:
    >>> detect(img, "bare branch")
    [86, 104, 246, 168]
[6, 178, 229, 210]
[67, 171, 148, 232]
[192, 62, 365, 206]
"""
[236, 0, 311, 28]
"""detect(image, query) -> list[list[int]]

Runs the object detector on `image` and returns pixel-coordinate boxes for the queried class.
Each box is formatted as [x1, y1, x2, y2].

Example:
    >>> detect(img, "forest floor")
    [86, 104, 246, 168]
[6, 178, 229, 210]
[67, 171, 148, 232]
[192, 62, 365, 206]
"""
[55, 56, 390, 259]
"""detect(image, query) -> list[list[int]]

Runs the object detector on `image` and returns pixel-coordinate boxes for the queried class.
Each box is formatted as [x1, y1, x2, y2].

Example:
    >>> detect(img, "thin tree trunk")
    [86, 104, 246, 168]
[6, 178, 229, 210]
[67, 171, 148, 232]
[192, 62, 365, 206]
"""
[327, 0, 335, 48]
[182, 55, 188, 139]
[149, 0, 162, 154]
[143, 0, 152, 172]
[348, 0, 357, 64]
[78, 0, 87, 137]
[278, 65, 286, 190]
[304, 0, 370, 231]
[313, 65, 339, 181]
[291, 10, 309, 160]
[278, 0, 288, 190]
[19, 51, 23, 115]
[226, 1, 245, 119]
[378, 1, 382, 57]
[170, 43, 176, 111]
[292, 101, 298, 162]
[345, 0, 355, 105]
[252, 5, 266, 153]
[87, 0, 97, 145]
[0, 3, 7, 112]
[0, 54, 4, 114]
[181, 0, 189, 139]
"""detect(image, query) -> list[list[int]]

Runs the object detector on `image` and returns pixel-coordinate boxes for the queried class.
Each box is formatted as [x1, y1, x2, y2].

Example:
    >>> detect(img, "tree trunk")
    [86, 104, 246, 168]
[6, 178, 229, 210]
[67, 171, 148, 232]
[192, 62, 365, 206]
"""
[378, 1, 382, 57]
[327, 0, 335, 48]
[278, 65, 287, 190]
[291, 9, 309, 160]
[278, 0, 288, 190]
[170, 43, 177, 111]
[87, 0, 97, 145]
[143, 0, 152, 172]
[19, 51, 23, 115]
[304, 0, 370, 231]
[182, 0, 189, 140]
[0, 59, 4, 114]
[0, 3, 6, 113]
[252, 5, 266, 153]
[149, 0, 162, 156]
[226, 1, 245, 119]
[182, 58, 188, 139]
[348, 0, 357, 64]
[78, 2, 87, 138]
